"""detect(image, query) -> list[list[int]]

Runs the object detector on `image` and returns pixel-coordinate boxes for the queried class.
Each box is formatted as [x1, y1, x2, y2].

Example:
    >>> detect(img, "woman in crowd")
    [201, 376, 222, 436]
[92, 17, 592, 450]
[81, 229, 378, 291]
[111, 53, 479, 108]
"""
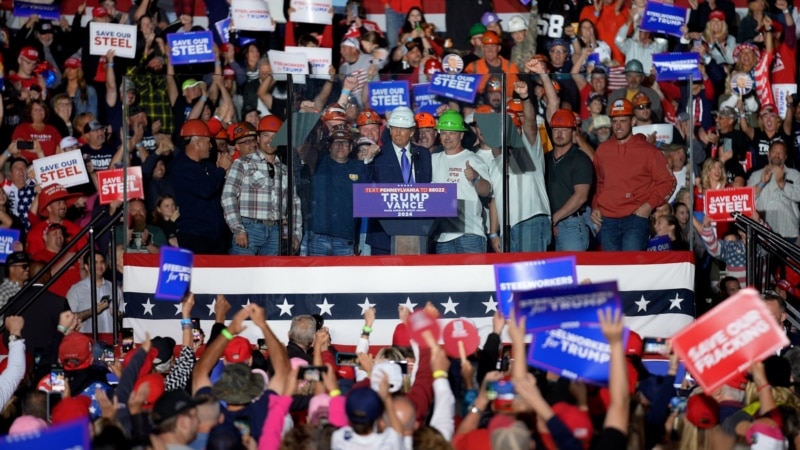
[11, 100, 62, 161]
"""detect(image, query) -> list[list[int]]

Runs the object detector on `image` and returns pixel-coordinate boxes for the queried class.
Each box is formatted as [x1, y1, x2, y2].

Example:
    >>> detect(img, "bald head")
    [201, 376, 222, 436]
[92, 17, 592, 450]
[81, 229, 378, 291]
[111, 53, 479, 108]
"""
[392, 395, 417, 436]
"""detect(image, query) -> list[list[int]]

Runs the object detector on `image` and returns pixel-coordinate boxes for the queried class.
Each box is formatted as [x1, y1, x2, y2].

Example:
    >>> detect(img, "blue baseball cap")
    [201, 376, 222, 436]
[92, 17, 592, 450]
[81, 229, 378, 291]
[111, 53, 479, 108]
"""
[345, 387, 384, 424]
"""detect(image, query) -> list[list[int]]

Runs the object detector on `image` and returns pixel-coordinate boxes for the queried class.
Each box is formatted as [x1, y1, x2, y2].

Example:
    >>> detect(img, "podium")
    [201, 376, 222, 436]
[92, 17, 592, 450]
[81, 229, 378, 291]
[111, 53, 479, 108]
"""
[379, 219, 437, 255]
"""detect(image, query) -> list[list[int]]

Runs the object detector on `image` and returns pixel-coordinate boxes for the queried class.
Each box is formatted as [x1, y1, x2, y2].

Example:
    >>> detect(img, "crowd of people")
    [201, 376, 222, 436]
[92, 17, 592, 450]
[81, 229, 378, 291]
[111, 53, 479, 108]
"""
[0, 0, 799, 447]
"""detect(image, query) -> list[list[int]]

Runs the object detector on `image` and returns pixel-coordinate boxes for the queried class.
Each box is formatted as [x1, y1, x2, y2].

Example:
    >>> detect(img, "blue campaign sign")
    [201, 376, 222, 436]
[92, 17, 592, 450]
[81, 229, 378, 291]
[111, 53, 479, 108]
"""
[353, 184, 457, 218]
[413, 83, 444, 115]
[428, 73, 481, 103]
[640, 1, 688, 38]
[0, 229, 20, 263]
[215, 18, 231, 43]
[0, 416, 90, 449]
[528, 326, 630, 385]
[493, 256, 577, 318]
[647, 235, 672, 252]
[155, 247, 194, 301]
[368, 81, 411, 115]
[14, 2, 60, 20]
[515, 281, 622, 333]
[167, 31, 215, 65]
[652, 52, 702, 81]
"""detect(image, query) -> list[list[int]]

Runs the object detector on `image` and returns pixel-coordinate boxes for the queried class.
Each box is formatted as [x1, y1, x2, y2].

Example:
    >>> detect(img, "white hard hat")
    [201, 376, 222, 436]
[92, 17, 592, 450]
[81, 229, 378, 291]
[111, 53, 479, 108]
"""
[507, 15, 528, 33]
[387, 106, 416, 128]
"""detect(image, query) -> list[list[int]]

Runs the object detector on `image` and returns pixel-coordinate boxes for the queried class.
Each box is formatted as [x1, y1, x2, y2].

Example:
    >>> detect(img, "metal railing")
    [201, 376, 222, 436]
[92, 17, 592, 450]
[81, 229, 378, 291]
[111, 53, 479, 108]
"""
[0, 209, 124, 342]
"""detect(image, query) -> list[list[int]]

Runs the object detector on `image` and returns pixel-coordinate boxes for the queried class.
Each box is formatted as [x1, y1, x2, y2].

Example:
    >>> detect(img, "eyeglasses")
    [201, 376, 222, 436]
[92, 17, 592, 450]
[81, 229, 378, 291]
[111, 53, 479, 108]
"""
[238, 138, 257, 146]
[636, 104, 651, 110]
[267, 162, 275, 179]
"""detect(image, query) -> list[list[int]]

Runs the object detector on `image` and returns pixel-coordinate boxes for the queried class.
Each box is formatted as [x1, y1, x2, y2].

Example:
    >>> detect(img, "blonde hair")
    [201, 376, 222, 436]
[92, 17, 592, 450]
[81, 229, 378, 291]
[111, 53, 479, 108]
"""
[700, 158, 725, 191]
[703, 19, 729, 43]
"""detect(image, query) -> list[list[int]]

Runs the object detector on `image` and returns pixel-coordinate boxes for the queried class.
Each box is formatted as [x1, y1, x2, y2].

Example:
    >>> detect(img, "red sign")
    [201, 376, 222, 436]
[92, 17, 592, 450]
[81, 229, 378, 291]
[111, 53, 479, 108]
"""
[408, 309, 440, 349]
[97, 167, 144, 205]
[442, 319, 480, 360]
[704, 186, 755, 222]
[671, 288, 788, 394]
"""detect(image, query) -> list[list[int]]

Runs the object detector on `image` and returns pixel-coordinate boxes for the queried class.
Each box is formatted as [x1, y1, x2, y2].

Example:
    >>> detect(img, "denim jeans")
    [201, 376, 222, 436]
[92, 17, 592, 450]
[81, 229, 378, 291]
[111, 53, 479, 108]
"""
[511, 215, 552, 252]
[599, 214, 650, 251]
[230, 218, 280, 256]
[436, 234, 486, 254]
[555, 215, 590, 251]
[308, 232, 355, 256]
[384, 6, 406, 51]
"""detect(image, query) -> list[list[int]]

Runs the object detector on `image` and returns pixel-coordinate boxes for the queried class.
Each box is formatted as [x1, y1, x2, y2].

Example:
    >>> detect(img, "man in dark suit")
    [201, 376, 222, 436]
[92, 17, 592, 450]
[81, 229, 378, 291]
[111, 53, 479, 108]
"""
[362, 106, 433, 255]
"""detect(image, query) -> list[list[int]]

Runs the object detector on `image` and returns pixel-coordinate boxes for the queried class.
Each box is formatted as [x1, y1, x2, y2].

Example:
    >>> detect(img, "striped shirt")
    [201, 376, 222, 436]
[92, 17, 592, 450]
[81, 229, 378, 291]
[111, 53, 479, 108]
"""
[221, 151, 302, 240]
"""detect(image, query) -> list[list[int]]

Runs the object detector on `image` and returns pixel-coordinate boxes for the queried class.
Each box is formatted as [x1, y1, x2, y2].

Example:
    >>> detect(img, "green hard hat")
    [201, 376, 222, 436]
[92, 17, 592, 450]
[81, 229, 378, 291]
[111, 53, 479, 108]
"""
[468, 23, 487, 38]
[437, 110, 468, 132]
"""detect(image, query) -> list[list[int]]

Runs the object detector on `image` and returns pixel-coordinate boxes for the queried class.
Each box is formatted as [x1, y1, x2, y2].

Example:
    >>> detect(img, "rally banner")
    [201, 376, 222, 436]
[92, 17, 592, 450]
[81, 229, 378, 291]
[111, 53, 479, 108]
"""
[632, 123, 673, 145]
[231, 0, 276, 31]
[671, 288, 789, 394]
[647, 235, 672, 252]
[167, 31, 214, 65]
[267, 50, 309, 75]
[772, 83, 797, 118]
[286, 46, 331, 76]
[640, 1, 688, 38]
[215, 18, 231, 43]
[428, 73, 481, 103]
[14, 1, 60, 20]
[32, 150, 90, 188]
[123, 252, 695, 347]
[289, 0, 332, 24]
[89, 22, 137, 59]
[704, 186, 755, 222]
[494, 256, 577, 318]
[413, 83, 444, 115]
[528, 326, 630, 385]
[652, 53, 702, 82]
[155, 247, 194, 301]
[0, 416, 90, 449]
[0, 229, 20, 263]
[368, 80, 411, 115]
[97, 167, 145, 205]
[353, 183, 457, 218]
[515, 281, 621, 332]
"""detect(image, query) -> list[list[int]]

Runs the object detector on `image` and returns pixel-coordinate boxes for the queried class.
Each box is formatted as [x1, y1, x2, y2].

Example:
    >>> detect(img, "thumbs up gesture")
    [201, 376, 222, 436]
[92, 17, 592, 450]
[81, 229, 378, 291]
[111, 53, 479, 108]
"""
[464, 160, 477, 183]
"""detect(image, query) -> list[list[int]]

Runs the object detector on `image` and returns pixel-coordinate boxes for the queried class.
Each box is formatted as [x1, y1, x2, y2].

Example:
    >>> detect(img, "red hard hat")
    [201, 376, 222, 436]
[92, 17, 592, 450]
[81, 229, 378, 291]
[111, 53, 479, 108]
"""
[258, 115, 283, 132]
[180, 119, 211, 138]
[357, 109, 382, 127]
[322, 104, 347, 122]
[550, 109, 577, 128]
[609, 99, 634, 118]
[482, 30, 501, 45]
[415, 112, 436, 128]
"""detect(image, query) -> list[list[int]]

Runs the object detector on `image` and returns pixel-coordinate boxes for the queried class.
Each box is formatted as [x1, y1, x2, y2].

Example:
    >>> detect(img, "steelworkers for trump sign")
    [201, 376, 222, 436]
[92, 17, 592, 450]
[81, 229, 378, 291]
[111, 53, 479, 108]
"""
[671, 288, 789, 394]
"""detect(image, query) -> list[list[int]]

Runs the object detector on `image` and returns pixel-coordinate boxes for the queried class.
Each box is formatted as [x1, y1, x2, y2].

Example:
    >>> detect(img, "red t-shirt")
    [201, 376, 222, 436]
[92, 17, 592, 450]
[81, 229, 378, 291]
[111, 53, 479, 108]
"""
[30, 249, 83, 298]
[26, 220, 85, 257]
[11, 122, 62, 161]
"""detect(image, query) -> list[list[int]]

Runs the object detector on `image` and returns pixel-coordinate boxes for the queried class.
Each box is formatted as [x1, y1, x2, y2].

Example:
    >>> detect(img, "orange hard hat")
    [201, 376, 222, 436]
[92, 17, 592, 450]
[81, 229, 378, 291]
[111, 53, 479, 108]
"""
[215, 128, 229, 140]
[322, 104, 347, 122]
[180, 119, 211, 138]
[357, 109, 382, 127]
[506, 99, 524, 115]
[258, 115, 283, 132]
[415, 112, 436, 128]
[632, 92, 651, 107]
[486, 76, 502, 93]
[230, 122, 257, 142]
[550, 109, 577, 128]
[475, 104, 495, 114]
[609, 99, 634, 117]
[481, 30, 501, 45]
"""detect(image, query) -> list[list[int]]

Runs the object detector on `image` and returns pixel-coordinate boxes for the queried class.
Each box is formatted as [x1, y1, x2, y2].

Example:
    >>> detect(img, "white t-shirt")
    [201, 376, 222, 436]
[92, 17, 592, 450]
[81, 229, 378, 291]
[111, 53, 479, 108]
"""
[476, 147, 501, 234]
[66, 278, 120, 334]
[331, 426, 405, 450]
[432, 149, 491, 242]
[492, 132, 550, 227]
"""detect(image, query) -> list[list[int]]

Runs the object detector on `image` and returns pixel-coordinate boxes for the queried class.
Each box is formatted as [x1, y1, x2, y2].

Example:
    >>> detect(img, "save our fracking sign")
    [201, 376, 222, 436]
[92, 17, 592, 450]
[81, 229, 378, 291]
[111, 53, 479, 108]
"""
[670, 288, 788, 394]
[704, 186, 755, 222]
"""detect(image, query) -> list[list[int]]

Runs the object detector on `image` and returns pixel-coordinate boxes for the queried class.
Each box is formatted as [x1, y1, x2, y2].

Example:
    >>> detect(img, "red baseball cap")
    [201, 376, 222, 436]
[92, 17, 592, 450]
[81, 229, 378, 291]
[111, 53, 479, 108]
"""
[626, 331, 643, 357]
[93, 6, 109, 18]
[64, 57, 82, 69]
[133, 373, 166, 410]
[686, 394, 719, 429]
[19, 46, 39, 62]
[58, 332, 93, 371]
[51, 395, 91, 425]
[709, 10, 726, 21]
[541, 402, 592, 449]
[223, 336, 252, 363]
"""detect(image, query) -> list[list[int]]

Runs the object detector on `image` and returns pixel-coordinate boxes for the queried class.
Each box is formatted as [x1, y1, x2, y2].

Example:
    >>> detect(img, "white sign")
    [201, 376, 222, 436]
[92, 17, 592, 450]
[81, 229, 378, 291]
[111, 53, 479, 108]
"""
[286, 46, 331, 76]
[290, 0, 332, 24]
[265, 0, 287, 22]
[268, 50, 309, 75]
[633, 123, 674, 145]
[772, 83, 797, 118]
[231, 0, 275, 31]
[89, 22, 137, 59]
[33, 151, 90, 188]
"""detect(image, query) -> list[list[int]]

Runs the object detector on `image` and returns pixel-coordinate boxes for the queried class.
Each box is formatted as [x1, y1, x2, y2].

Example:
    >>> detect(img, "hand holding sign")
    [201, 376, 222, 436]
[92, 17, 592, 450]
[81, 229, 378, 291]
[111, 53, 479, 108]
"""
[408, 302, 441, 348]
[442, 319, 480, 360]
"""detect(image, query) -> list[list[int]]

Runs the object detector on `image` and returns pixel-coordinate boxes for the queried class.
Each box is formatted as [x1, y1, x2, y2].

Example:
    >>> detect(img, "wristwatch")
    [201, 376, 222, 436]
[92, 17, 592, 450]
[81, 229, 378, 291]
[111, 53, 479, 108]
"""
[8, 335, 20, 342]
[469, 404, 483, 415]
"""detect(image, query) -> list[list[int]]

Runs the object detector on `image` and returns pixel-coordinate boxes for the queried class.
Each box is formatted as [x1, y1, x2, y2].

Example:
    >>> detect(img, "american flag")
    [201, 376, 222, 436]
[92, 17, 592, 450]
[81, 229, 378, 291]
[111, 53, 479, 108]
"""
[122, 253, 695, 346]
